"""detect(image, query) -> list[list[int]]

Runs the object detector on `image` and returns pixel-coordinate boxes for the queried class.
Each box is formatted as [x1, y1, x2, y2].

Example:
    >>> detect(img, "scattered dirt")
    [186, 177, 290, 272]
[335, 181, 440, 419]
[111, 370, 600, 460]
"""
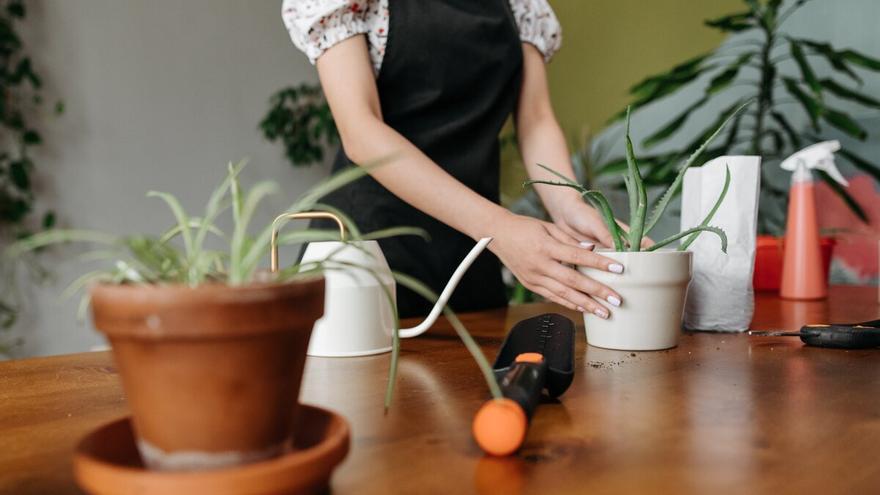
[629, 352, 636, 357]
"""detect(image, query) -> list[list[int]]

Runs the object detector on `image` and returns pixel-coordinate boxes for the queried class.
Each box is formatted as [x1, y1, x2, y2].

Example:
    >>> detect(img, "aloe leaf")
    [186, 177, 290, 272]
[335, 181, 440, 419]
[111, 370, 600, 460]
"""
[814, 169, 868, 223]
[581, 191, 625, 251]
[790, 39, 822, 94]
[643, 96, 709, 148]
[524, 179, 586, 195]
[146, 191, 193, 259]
[820, 79, 880, 108]
[783, 78, 822, 130]
[644, 99, 751, 235]
[534, 163, 581, 186]
[5, 229, 118, 258]
[822, 108, 867, 140]
[624, 107, 647, 251]
[391, 270, 502, 401]
[679, 164, 731, 251]
[649, 226, 728, 253]
[61, 270, 112, 300]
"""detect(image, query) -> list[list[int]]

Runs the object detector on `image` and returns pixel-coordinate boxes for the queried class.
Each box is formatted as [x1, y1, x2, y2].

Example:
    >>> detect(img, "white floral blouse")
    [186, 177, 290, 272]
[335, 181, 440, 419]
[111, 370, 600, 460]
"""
[281, 0, 562, 74]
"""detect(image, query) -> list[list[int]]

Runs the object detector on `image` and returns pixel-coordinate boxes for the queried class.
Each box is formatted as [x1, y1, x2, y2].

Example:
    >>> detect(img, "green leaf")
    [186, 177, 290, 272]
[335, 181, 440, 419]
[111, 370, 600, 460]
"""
[22, 130, 42, 145]
[819, 79, 880, 108]
[790, 40, 821, 94]
[624, 107, 647, 251]
[42, 211, 56, 229]
[822, 108, 867, 140]
[840, 48, 880, 71]
[5, 229, 118, 258]
[645, 99, 752, 235]
[705, 11, 755, 32]
[814, 169, 867, 223]
[9, 160, 30, 189]
[771, 112, 802, 148]
[650, 225, 728, 253]
[783, 77, 822, 130]
[679, 164, 731, 251]
[707, 52, 753, 95]
[643, 96, 709, 148]
[581, 191, 625, 251]
[838, 148, 880, 183]
[798, 39, 862, 84]
[146, 191, 194, 259]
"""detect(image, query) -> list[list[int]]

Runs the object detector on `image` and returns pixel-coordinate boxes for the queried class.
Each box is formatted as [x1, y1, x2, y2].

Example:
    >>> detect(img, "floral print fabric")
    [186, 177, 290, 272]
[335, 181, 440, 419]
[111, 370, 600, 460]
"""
[281, 0, 561, 74]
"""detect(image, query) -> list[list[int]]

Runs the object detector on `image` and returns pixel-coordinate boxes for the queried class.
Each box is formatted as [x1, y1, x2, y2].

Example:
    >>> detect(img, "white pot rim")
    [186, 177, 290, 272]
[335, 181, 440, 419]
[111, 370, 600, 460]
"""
[593, 248, 692, 256]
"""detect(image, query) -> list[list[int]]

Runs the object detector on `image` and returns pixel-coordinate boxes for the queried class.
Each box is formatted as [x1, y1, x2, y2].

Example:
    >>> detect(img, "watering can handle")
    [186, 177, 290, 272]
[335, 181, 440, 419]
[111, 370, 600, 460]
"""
[399, 237, 493, 339]
[269, 211, 346, 273]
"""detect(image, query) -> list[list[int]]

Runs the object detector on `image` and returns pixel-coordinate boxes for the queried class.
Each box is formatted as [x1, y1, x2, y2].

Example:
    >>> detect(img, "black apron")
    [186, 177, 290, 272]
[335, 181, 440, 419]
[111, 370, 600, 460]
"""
[317, 0, 523, 318]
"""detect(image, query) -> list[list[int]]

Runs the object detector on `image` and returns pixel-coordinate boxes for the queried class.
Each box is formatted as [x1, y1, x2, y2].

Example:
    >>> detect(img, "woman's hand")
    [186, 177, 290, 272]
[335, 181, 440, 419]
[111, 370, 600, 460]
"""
[487, 210, 624, 317]
[551, 196, 654, 249]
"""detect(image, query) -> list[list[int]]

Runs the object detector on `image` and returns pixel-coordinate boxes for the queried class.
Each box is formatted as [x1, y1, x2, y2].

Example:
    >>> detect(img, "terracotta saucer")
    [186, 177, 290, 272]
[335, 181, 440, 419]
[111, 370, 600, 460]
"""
[74, 404, 350, 495]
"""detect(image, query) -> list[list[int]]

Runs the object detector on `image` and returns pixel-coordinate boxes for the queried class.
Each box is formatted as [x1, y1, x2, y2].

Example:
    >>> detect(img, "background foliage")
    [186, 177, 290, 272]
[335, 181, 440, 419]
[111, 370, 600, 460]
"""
[1, 0, 61, 337]
[599, 0, 880, 235]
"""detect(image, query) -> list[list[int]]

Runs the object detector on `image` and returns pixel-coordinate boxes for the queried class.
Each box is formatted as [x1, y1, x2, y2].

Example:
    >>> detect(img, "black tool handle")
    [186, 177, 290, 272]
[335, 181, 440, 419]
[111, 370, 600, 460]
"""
[800, 323, 880, 349]
[499, 360, 547, 421]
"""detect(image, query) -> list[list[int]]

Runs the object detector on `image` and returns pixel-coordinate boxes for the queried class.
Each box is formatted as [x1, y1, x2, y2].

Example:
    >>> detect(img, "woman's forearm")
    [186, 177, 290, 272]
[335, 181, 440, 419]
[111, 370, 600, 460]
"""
[518, 115, 583, 220]
[341, 114, 511, 240]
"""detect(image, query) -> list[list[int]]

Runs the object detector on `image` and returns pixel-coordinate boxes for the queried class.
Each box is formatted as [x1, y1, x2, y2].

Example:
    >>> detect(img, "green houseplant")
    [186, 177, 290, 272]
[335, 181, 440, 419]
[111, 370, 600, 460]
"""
[7, 160, 500, 470]
[260, 83, 337, 168]
[599, 0, 880, 235]
[527, 103, 747, 350]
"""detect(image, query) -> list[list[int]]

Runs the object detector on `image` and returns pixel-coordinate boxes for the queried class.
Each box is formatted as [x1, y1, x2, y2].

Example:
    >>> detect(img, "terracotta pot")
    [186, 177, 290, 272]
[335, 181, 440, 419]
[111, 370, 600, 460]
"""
[753, 235, 835, 292]
[90, 277, 325, 471]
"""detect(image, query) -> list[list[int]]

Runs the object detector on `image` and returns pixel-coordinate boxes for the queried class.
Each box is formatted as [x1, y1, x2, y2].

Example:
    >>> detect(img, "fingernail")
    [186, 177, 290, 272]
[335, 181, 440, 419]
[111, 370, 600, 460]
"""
[608, 263, 624, 274]
[607, 295, 621, 307]
[577, 306, 585, 313]
[579, 241, 595, 250]
[594, 307, 609, 319]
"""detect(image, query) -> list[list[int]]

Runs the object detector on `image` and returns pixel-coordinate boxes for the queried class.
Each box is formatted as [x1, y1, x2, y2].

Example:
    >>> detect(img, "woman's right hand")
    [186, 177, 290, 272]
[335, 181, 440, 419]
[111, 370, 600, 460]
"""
[487, 211, 625, 318]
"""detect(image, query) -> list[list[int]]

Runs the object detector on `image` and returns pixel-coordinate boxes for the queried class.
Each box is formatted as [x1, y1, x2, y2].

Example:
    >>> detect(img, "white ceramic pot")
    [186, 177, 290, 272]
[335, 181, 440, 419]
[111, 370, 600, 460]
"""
[579, 250, 693, 351]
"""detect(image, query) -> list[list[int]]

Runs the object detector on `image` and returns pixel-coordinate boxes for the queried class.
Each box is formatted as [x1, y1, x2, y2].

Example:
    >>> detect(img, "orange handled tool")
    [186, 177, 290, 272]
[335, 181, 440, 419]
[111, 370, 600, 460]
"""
[473, 314, 574, 456]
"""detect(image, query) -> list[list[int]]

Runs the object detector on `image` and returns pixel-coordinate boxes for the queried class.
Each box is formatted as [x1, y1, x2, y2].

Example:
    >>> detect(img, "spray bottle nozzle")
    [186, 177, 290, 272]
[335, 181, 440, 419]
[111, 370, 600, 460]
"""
[780, 140, 848, 186]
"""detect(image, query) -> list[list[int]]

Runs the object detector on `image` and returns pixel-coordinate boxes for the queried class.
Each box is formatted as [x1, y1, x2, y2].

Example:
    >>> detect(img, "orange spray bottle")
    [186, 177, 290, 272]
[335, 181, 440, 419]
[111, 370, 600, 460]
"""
[780, 141, 847, 300]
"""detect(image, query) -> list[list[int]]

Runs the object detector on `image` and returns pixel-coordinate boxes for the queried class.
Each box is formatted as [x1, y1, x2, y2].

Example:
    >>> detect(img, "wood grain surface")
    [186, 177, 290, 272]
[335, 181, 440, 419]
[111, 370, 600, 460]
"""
[1, 286, 878, 495]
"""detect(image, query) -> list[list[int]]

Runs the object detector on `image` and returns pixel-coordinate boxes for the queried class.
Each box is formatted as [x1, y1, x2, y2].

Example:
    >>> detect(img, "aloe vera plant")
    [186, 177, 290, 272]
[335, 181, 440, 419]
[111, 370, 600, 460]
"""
[5, 160, 500, 409]
[527, 102, 750, 252]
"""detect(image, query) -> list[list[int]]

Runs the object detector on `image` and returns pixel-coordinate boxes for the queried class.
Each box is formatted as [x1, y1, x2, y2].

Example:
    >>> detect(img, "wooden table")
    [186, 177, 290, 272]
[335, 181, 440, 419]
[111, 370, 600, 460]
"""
[2, 286, 879, 495]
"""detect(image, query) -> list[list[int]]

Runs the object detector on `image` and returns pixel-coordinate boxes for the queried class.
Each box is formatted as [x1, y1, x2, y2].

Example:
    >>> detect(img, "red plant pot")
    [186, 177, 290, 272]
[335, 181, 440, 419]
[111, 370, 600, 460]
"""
[753, 235, 835, 292]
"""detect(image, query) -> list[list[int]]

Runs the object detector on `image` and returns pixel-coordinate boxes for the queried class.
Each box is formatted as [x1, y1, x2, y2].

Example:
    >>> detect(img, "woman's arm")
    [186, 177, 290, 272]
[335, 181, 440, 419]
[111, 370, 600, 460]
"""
[515, 44, 620, 248]
[316, 36, 624, 316]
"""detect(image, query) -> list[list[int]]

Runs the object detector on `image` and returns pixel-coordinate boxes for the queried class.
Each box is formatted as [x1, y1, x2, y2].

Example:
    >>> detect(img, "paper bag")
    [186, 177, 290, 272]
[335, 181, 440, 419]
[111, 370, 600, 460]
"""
[680, 156, 761, 331]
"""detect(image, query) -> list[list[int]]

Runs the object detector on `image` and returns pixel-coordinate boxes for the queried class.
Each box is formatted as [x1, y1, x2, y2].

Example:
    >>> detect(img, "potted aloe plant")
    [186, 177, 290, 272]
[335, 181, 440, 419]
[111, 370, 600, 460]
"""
[7, 161, 501, 471]
[528, 103, 749, 350]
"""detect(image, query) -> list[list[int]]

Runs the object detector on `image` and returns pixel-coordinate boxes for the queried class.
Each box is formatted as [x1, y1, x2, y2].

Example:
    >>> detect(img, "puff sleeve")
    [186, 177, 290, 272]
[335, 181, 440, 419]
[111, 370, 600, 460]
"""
[509, 0, 563, 62]
[281, 0, 371, 65]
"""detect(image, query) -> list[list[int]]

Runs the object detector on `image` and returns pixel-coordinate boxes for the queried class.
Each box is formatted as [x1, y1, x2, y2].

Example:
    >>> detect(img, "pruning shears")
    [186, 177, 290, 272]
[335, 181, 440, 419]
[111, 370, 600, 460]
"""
[748, 319, 880, 349]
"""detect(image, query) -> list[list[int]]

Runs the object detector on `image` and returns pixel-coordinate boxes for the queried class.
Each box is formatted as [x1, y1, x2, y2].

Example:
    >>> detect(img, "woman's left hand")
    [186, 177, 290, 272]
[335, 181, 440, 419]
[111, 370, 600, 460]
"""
[551, 196, 654, 249]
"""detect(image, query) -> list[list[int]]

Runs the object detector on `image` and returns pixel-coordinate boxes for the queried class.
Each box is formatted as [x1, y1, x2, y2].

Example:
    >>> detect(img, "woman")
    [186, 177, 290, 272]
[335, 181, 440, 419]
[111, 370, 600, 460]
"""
[282, 0, 627, 318]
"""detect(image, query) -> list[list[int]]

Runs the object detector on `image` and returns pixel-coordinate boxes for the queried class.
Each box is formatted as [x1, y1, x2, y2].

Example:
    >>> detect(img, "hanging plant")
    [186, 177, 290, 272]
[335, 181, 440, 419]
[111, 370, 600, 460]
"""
[1, 0, 62, 338]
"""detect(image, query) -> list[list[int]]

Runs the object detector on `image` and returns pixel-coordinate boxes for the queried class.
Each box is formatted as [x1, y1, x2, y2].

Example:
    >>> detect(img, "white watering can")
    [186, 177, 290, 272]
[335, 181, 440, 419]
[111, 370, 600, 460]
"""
[270, 212, 492, 357]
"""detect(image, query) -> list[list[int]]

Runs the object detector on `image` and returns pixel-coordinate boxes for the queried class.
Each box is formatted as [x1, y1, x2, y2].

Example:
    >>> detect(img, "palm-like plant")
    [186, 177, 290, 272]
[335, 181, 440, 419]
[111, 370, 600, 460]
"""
[527, 103, 748, 253]
[599, 0, 880, 234]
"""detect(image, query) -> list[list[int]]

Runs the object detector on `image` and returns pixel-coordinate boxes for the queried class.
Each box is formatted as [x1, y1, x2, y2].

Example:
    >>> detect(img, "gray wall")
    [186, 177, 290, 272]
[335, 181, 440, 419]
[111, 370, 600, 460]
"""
[8, 0, 328, 357]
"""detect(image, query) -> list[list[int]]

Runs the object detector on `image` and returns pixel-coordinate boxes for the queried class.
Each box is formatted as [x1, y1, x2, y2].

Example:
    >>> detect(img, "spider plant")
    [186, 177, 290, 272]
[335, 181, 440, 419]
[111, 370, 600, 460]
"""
[5, 160, 501, 410]
[526, 102, 750, 252]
